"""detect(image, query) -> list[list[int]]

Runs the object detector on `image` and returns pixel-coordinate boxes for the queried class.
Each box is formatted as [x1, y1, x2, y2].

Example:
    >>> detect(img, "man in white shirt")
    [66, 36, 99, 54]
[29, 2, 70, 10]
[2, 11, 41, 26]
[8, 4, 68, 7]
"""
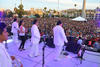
[77, 37, 83, 45]
[29, 19, 40, 57]
[77, 37, 86, 59]
[53, 20, 68, 61]
[11, 18, 19, 44]
[0, 23, 15, 67]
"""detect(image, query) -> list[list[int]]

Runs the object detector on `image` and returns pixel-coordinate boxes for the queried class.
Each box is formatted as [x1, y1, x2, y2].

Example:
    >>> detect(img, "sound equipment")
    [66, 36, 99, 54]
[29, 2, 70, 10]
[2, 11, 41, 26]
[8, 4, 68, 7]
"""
[46, 37, 55, 48]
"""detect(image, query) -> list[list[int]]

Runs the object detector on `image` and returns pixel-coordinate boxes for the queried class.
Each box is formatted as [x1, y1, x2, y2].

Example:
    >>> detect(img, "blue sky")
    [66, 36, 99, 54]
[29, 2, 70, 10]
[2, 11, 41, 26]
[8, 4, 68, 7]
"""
[0, 0, 99, 10]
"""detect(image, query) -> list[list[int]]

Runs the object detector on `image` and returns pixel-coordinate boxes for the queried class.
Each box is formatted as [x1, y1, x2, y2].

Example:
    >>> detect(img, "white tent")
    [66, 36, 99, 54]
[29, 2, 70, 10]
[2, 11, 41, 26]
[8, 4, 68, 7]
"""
[72, 16, 87, 21]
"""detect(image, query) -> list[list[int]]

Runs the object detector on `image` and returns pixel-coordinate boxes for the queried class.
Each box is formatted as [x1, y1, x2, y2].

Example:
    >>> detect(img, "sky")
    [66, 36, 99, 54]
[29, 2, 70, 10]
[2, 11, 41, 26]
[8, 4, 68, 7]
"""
[0, 0, 100, 10]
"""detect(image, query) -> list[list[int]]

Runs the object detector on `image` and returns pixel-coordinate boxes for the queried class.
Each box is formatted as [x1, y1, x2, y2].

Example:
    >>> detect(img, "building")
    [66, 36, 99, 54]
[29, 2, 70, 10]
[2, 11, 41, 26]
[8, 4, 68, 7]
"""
[35, 9, 43, 15]
[30, 8, 35, 15]
[94, 7, 100, 20]
[64, 9, 95, 19]
[86, 9, 95, 20]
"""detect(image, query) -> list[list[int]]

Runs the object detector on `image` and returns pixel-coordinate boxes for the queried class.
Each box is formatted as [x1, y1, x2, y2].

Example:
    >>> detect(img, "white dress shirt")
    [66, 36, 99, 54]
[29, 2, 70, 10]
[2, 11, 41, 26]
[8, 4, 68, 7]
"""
[77, 39, 83, 45]
[31, 24, 40, 44]
[11, 21, 19, 34]
[53, 25, 68, 46]
[0, 43, 12, 67]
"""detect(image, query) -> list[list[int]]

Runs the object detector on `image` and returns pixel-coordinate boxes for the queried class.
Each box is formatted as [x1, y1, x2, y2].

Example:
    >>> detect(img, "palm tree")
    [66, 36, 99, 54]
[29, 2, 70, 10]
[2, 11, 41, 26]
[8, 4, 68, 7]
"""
[53, 9, 56, 14]
[74, 4, 77, 7]
[44, 7, 47, 12]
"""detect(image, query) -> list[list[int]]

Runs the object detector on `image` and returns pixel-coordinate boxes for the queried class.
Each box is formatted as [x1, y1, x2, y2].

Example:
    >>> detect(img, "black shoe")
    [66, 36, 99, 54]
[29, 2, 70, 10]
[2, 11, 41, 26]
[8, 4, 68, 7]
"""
[63, 52, 69, 56]
[19, 48, 23, 51]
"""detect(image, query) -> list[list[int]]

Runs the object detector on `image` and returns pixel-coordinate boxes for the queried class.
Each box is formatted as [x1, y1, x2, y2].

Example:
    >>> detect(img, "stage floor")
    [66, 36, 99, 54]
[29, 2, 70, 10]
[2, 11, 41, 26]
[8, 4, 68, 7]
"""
[5, 39, 100, 67]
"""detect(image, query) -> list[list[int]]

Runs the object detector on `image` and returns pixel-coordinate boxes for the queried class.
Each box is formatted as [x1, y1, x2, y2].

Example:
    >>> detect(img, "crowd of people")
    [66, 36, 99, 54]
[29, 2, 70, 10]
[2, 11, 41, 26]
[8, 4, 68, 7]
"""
[1, 17, 100, 48]
[0, 17, 99, 38]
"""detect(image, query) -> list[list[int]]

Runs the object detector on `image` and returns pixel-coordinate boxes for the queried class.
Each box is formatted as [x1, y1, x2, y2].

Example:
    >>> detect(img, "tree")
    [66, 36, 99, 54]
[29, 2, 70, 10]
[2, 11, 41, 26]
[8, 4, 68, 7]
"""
[7, 11, 13, 18]
[43, 7, 48, 18]
[14, 4, 25, 18]
[53, 9, 56, 14]
[24, 11, 28, 15]
[74, 4, 77, 7]
[77, 9, 82, 16]
[48, 9, 51, 13]
[64, 10, 67, 13]
[44, 7, 47, 12]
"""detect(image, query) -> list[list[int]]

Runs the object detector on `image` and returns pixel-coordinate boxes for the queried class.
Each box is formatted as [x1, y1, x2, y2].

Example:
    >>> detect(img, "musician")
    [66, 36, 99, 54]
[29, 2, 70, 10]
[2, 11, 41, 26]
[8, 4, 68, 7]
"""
[77, 37, 83, 46]
[53, 20, 68, 61]
[11, 18, 19, 44]
[76, 37, 83, 54]
[77, 37, 86, 58]
[0, 23, 15, 67]
[29, 19, 40, 57]
[19, 20, 26, 51]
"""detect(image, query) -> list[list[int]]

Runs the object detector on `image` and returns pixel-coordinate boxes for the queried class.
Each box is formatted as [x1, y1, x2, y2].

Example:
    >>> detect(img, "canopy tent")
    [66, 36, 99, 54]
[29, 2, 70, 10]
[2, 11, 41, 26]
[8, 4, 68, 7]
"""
[72, 16, 87, 21]
[28, 15, 36, 18]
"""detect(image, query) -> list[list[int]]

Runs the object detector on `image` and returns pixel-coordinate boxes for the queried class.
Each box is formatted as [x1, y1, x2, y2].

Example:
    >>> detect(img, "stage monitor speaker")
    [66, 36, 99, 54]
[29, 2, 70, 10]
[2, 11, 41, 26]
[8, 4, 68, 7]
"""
[46, 38, 55, 48]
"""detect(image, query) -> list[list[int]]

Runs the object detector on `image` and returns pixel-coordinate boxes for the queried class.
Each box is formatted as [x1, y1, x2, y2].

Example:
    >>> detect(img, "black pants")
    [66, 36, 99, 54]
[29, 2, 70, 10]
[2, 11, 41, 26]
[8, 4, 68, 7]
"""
[19, 36, 26, 49]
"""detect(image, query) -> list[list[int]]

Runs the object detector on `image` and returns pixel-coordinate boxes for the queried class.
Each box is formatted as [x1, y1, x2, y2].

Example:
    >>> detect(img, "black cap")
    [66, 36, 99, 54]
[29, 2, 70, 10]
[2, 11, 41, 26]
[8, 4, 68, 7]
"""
[32, 19, 37, 24]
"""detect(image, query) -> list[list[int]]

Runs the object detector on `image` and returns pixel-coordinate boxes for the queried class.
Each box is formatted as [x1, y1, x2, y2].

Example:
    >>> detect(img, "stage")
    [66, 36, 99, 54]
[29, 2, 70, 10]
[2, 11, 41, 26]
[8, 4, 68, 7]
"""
[5, 38, 100, 67]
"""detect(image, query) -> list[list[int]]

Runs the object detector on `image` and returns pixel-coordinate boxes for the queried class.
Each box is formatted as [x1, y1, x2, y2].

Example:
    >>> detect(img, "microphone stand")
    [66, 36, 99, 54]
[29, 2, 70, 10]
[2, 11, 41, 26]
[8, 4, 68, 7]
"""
[42, 42, 46, 67]
[42, 18, 47, 67]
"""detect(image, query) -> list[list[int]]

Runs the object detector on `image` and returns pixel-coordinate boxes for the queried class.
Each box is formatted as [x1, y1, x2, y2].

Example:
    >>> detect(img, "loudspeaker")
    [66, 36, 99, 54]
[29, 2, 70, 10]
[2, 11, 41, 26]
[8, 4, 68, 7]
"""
[46, 37, 55, 48]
